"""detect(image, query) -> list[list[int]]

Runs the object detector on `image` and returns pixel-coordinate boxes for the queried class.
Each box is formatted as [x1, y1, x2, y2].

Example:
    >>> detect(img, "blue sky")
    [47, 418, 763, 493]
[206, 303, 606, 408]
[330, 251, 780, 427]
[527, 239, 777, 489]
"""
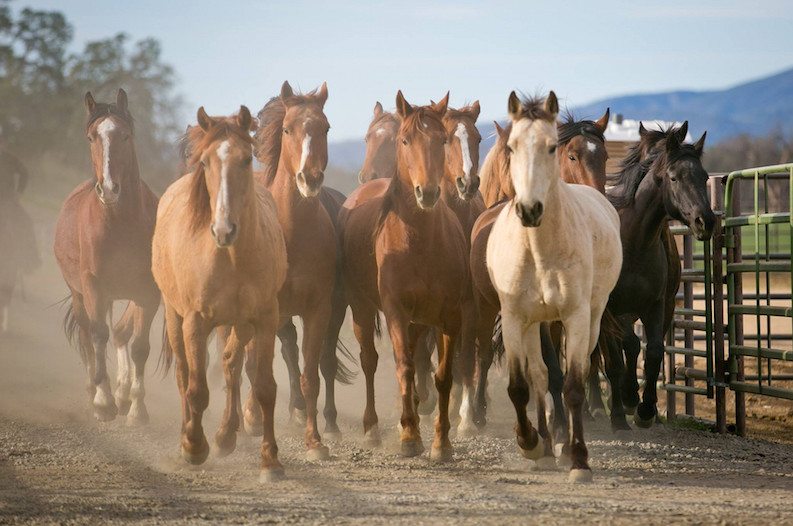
[24, 0, 793, 140]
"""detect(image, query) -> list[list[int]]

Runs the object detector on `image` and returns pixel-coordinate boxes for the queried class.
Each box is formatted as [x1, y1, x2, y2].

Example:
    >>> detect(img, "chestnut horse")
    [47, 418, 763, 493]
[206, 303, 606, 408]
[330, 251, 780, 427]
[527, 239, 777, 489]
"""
[470, 109, 610, 441]
[251, 81, 340, 458]
[154, 107, 288, 480]
[54, 89, 160, 424]
[339, 92, 468, 459]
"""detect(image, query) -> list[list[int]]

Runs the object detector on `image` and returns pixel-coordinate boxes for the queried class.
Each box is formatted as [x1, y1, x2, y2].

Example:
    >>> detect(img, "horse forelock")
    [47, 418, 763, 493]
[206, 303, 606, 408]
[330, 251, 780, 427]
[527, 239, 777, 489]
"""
[557, 115, 605, 147]
[86, 102, 134, 134]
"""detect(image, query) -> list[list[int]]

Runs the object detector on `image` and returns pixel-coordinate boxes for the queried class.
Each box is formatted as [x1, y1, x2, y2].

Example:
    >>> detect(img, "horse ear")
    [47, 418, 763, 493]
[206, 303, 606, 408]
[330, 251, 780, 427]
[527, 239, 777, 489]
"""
[373, 101, 383, 119]
[85, 91, 96, 113]
[432, 92, 450, 116]
[494, 120, 505, 138]
[395, 90, 413, 119]
[666, 126, 681, 153]
[197, 106, 213, 132]
[507, 91, 521, 120]
[237, 105, 252, 131]
[595, 107, 610, 134]
[316, 81, 328, 108]
[693, 131, 707, 155]
[638, 122, 648, 138]
[280, 81, 294, 104]
[676, 120, 689, 143]
[116, 88, 128, 113]
[470, 100, 481, 121]
[544, 91, 559, 116]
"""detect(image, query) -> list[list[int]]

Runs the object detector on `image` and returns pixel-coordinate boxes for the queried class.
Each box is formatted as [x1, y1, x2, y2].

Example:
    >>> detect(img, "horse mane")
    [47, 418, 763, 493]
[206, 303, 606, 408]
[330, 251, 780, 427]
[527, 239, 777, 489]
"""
[515, 94, 555, 122]
[253, 86, 327, 186]
[557, 112, 605, 146]
[181, 117, 253, 231]
[480, 122, 513, 205]
[86, 101, 134, 132]
[608, 123, 688, 210]
[374, 106, 445, 238]
[444, 104, 477, 122]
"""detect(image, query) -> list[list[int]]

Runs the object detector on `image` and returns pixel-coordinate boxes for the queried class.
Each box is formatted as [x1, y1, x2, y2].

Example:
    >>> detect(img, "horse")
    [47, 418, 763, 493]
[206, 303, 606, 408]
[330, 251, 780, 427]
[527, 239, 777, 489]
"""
[54, 89, 160, 424]
[602, 122, 714, 429]
[339, 92, 468, 459]
[470, 109, 610, 439]
[486, 91, 621, 482]
[153, 106, 288, 481]
[249, 81, 342, 458]
[358, 101, 399, 183]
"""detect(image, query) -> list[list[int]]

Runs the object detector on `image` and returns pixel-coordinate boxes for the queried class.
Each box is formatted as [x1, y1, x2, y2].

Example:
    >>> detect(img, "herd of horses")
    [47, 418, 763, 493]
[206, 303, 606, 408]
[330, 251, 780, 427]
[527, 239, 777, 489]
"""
[52, 83, 715, 484]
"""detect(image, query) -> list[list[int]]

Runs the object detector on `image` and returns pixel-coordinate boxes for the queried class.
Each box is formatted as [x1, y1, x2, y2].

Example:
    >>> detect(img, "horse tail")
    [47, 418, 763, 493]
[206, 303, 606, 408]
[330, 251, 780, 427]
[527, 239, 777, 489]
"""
[333, 338, 358, 385]
[158, 321, 173, 377]
[373, 312, 382, 339]
[60, 296, 92, 366]
[491, 313, 505, 365]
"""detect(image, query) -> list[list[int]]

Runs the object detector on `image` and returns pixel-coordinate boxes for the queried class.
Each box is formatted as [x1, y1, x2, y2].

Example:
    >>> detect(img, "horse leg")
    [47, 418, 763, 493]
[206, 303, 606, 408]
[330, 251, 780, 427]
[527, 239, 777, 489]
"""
[71, 293, 98, 409]
[432, 325, 457, 462]
[111, 304, 134, 416]
[277, 320, 305, 425]
[180, 312, 211, 465]
[414, 327, 437, 415]
[456, 296, 478, 437]
[602, 336, 630, 432]
[472, 303, 496, 428]
[635, 306, 665, 428]
[82, 280, 116, 422]
[250, 308, 284, 483]
[527, 323, 557, 470]
[319, 287, 347, 440]
[621, 325, 641, 414]
[126, 297, 157, 426]
[541, 322, 568, 459]
[214, 324, 249, 457]
[562, 308, 594, 483]
[299, 301, 332, 461]
[351, 303, 380, 447]
[586, 352, 607, 419]
[164, 303, 189, 428]
[501, 311, 541, 460]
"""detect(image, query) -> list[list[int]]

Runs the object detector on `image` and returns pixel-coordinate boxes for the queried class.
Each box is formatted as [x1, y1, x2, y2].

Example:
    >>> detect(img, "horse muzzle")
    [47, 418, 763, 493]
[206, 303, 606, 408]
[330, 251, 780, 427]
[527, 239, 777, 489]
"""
[95, 182, 120, 205]
[211, 222, 238, 248]
[515, 201, 543, 228]
[415, 185, 440, 210]
[297, 171, 323, 198]
[691, 211, 716, 241]
[456, 175, 480, 201]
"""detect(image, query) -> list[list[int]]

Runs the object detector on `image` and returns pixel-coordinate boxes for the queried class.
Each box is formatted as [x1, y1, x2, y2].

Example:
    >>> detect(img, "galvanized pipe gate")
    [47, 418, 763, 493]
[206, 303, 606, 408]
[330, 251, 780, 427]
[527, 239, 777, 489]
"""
[659, 163, 793, 435]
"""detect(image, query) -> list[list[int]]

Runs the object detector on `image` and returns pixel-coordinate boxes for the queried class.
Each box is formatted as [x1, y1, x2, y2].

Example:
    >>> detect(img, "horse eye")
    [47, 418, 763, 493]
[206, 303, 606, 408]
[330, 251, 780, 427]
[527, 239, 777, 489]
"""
[506, 146, 513, 155]
[402, 138, 408, 146]
[87, 135, 94, 143]
[283, 128, 290, 135]
[549, 145, 557, 155]
[569, 155, 576, 161]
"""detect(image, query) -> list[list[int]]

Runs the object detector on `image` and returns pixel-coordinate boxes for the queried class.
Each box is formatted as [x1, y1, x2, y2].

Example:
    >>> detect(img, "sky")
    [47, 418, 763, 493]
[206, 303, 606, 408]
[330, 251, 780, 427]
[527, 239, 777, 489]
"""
[23, 0, 793, 141]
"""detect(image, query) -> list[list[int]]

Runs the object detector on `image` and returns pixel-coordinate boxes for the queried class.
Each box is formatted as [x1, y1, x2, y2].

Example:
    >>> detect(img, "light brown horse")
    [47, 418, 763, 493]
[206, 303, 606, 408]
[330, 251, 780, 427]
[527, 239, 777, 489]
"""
[470, 109, 610, 437]
[358, 102, 399, 183]
[251, 81, 338, 459]
[153, 107, 288, 481]
[54, 89, 160, 424]
[339, 92, 468, 459]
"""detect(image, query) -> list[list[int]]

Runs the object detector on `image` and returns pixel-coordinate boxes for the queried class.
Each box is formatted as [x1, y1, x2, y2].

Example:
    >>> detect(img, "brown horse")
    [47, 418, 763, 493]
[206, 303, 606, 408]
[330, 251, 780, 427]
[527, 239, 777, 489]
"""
[339, 92, 468, 459]
[250, 81, 339, 459]
[153, 107, 288, 480]
[358, 102, 399, 183]
[54, 89, 160, 424]
[470, 109, 610, 437]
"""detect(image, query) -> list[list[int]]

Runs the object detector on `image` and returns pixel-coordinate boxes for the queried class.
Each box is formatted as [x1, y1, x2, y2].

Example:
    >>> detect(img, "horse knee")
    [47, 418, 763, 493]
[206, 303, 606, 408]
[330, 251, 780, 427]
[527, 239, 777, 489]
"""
[507, 380, 530, 407]
[187, 383, 209, 412]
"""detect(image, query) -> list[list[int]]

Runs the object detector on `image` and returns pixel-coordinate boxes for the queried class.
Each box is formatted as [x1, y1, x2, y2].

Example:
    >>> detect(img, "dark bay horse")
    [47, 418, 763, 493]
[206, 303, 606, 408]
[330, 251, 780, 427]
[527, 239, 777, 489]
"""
[154, 107, 288, 480]
[339, 92, 468, 459]
[251, 81, 343, 458]
[54, 89, 160, 424]
[603, 122, 714, 429]
[470, 109, 610, 443]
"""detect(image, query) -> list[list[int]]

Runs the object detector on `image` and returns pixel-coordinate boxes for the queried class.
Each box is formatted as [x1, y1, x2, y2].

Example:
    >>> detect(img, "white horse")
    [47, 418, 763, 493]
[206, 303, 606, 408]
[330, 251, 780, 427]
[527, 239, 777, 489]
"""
[486, 91, 621, 483]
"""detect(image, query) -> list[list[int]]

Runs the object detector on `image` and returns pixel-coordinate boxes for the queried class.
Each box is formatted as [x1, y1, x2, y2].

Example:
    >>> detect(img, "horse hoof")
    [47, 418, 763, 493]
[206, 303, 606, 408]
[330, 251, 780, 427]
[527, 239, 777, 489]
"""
[568, 468, 593, 484]
[553, 443, 565, 458]
[323, 430, 343, 442]
[306, 445, 330, 462]
[93, 405, 117, 422]
[610, 418, 631, 433]
[363, 426, 382, 449]
[117, 399, 131, 416]
[623, 404, 637, 416]
[534, 456, 558, 471]
[291, 408, 307, 426]
[400, 439, 425, 458]
[126, 405, 149, 427]
[181, 444, 209, 465]
[259, 467, 286, 483]
[633, 411, 655, 429]
[518, 438, 544, 461]
[430, 445, 453, 463]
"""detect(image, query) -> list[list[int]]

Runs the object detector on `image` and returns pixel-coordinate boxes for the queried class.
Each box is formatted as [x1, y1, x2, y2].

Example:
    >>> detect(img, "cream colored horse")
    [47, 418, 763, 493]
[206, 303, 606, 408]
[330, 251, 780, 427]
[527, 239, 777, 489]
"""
[486, 91, 621, 483]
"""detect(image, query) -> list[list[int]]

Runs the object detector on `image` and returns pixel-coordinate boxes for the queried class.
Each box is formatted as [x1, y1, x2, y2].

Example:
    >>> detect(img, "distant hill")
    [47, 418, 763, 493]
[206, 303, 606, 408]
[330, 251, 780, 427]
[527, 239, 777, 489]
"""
[328, 66, 793, 173]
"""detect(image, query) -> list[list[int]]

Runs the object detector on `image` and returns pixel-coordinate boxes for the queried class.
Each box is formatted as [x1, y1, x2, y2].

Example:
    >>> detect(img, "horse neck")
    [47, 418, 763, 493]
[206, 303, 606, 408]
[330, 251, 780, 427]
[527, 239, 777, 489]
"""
[391, 168, 442, 231]
[271, 155, 315, 213]
[524, 174, 566, 242]
[105, 149, 144, 217]
[621, 172, 668, 249]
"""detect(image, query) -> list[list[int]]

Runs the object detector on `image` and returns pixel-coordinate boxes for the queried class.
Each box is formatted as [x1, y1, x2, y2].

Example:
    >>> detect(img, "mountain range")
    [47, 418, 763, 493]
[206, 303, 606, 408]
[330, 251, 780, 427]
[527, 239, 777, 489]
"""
[328, 66, 793, 173]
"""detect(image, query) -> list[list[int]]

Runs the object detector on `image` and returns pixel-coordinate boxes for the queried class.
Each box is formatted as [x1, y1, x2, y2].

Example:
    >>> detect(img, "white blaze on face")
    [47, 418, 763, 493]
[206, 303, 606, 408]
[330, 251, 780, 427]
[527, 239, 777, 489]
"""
[375, 127, 388, 138]
[299, 134, 312, 173]
[215, 140, 232, 231]
[586, 140, 597, 153]
[455, 122, 473, 183]
[509, 119, 559, 209]
[97, 119, 117, 196]
[296, 133, 316, 197]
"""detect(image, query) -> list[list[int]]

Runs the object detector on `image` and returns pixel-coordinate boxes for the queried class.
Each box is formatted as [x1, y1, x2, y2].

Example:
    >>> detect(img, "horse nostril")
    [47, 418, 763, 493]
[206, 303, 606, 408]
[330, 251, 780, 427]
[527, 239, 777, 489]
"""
[210, 224, 216, 239]
[229, 223, 237, 238]
[514, 202, 524, 219]
[111, 182, 119, 194]
[532, 202, 543, 217]
[414, 185, 423, 199]
[456, 177, 465, 191]
[95, 183, 103, 196]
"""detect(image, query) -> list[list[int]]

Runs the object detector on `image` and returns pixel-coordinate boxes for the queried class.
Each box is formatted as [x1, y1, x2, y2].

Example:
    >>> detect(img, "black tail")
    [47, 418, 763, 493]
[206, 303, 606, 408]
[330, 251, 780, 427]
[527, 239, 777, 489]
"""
[157, 321, 173, 377]
[374, 312, 382, 339]
[491, 313, 505, 365]
[334, 338, 358, 385]
[61, 296, 92, 365]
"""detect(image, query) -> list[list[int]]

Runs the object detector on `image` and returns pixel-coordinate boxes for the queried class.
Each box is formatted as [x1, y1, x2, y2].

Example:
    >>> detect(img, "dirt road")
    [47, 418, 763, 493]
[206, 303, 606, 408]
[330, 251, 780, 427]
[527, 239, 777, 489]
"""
[2, 215, 793, 524]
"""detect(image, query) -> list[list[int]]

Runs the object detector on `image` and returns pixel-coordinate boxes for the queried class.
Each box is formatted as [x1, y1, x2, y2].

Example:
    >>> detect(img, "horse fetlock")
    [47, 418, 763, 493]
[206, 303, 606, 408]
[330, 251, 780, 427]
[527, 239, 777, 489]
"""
[363, 424, 382, 448]
[634, 403, 657, 428]
[181, 434, 210, 465]
[126, 400, 149, 426]
[517, 433, 544, 460]
[400, 438, 425, 458]
[306, 445, 330, 462]
[430, 439, 454, 463]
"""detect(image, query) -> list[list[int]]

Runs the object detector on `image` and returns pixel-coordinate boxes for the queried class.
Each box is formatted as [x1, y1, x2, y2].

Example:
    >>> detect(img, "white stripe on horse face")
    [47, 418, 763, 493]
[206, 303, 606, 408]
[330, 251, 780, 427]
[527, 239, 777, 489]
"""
[299, 134, 312, 173]
[587, 140, 597, 153]
[97, 119, 117, 194]
[455, 122, 473, 182]
[375, 127, 388, 138]
[215, 140, 231, 223]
